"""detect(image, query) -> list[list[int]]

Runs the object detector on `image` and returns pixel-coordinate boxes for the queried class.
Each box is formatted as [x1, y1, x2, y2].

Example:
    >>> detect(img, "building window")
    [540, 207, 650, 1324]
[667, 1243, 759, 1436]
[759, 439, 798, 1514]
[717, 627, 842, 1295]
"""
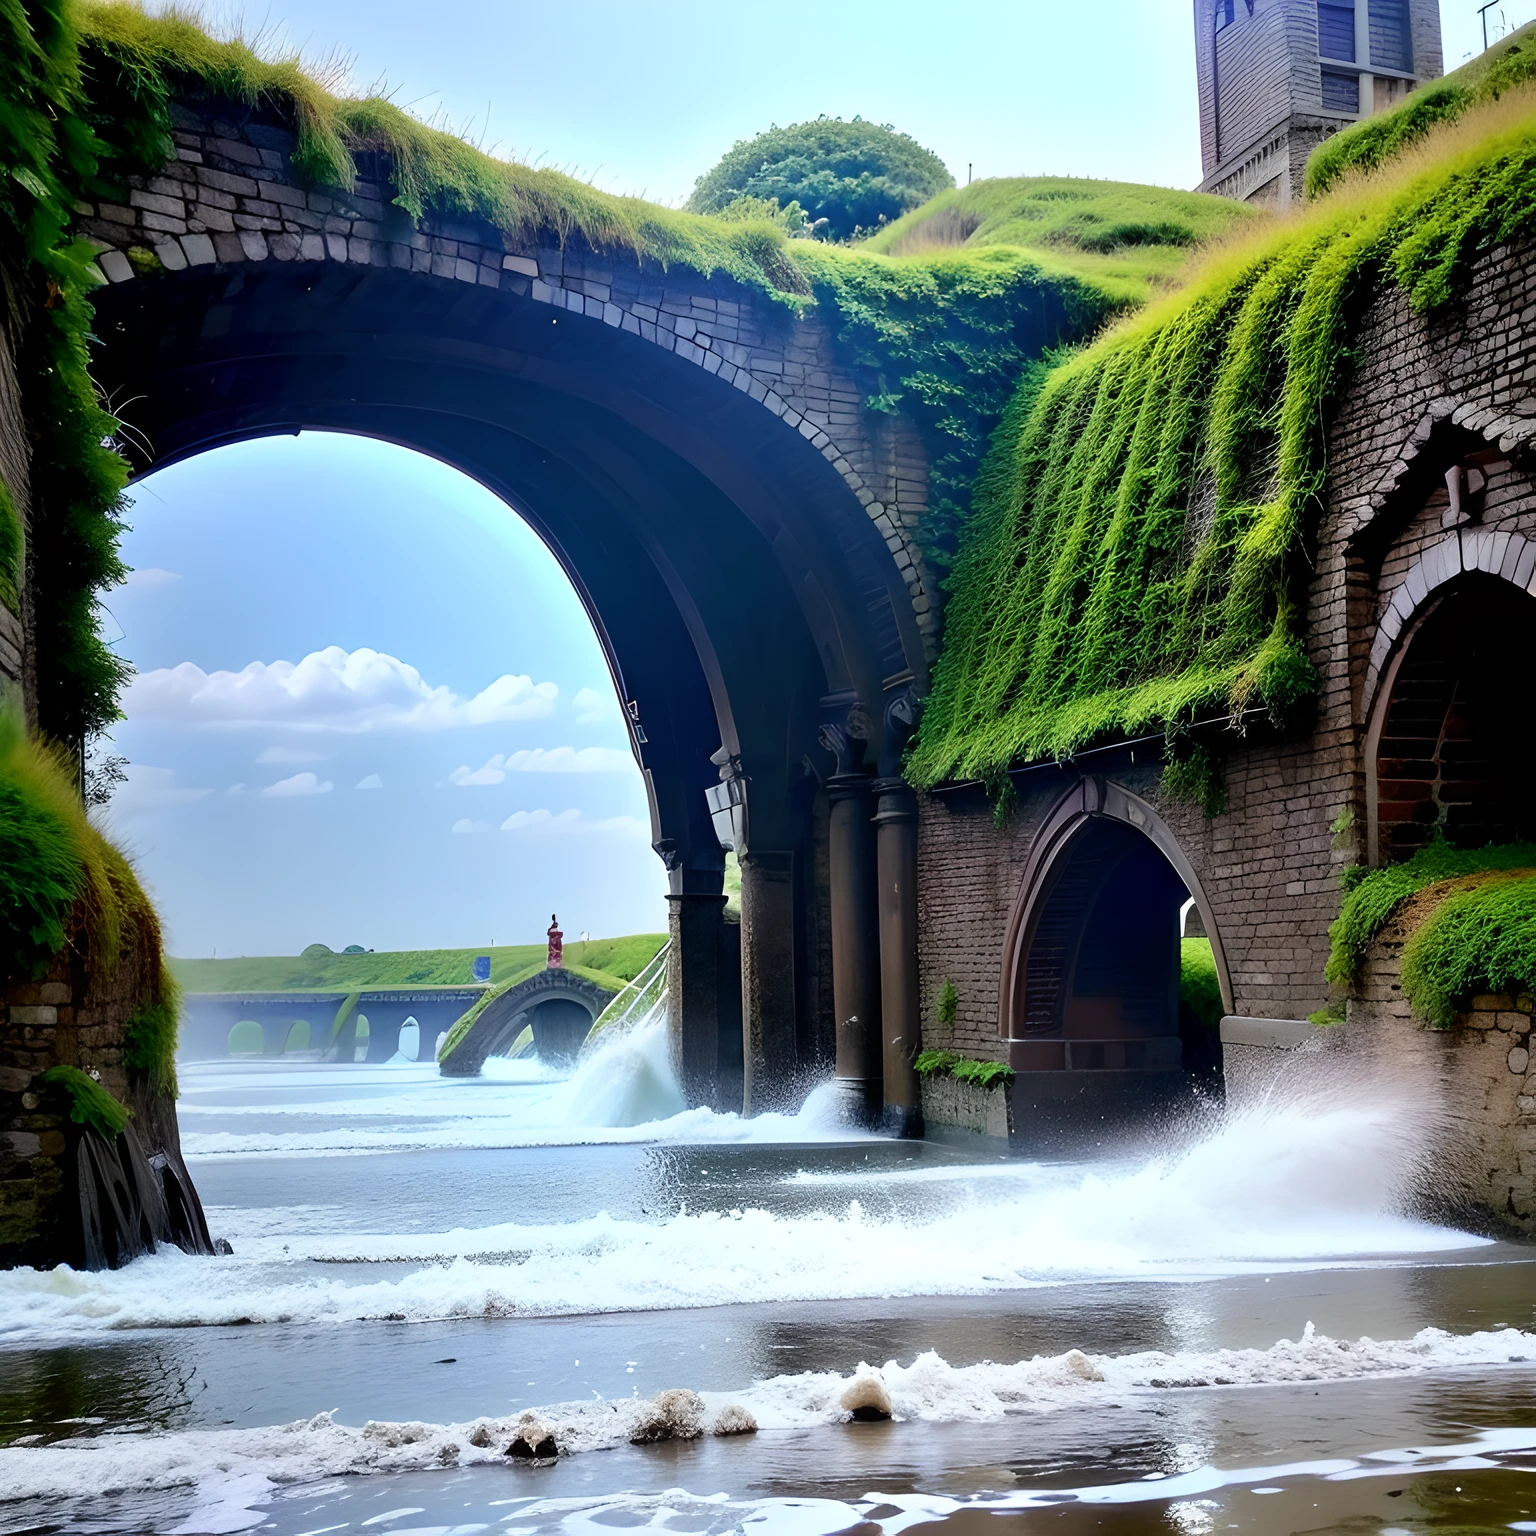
[1369, 0, 1412, 72]
[1321, 67, 1361, 111]
[1317, 1, 1356, 61]
[1215, 0, 1236, 31]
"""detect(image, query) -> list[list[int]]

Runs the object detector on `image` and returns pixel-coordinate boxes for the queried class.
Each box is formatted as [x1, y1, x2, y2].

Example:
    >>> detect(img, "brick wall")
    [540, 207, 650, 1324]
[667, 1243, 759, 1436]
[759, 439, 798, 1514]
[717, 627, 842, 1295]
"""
[1343, 891, 1534, 1233]
[72, 102, 940, 657]
[915, 236, 1536, 1081]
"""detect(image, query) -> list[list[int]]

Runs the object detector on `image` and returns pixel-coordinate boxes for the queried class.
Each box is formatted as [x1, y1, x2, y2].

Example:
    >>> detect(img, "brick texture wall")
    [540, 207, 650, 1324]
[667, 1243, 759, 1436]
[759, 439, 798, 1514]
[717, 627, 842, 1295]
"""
[72, 102, 940, 658]
[916, 236, 1536, 1072]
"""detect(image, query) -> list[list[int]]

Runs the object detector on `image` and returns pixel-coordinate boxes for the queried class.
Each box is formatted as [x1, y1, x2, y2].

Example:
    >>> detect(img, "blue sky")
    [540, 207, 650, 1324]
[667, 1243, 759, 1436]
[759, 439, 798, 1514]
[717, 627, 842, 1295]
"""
[103, 0, 1520, 959]
[103, 436, 661, 957]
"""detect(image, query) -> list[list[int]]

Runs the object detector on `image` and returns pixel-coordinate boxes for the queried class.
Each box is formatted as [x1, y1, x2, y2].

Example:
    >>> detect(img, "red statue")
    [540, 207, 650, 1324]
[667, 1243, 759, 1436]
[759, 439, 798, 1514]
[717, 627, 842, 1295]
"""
[546, 914, 563, 969]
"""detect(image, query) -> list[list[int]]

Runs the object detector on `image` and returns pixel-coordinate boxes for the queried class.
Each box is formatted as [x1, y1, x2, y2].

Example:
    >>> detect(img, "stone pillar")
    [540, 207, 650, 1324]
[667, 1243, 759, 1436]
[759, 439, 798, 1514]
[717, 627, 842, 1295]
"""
[740, 850, 798, 1115]
[826, 773, 882, 1124]
[874, 776, 922, 1138]
[666, 889, 728, 1111]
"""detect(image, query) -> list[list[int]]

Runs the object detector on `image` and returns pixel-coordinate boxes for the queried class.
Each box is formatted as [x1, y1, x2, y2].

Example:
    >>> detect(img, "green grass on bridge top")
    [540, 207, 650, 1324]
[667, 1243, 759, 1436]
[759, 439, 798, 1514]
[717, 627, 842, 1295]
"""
[860, 177, 1256, 304]
[170, 933, 666, 995]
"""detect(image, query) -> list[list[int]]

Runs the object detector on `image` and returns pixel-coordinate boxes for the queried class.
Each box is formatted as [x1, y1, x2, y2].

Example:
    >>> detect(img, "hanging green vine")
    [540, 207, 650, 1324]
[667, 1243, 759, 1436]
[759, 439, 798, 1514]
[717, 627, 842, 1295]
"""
[907, 87, 1536, 790]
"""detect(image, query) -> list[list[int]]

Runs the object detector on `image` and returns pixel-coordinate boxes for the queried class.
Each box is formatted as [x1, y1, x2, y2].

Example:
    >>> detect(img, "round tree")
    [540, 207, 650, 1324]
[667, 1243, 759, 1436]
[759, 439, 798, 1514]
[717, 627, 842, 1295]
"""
[687, 117, 953, 241]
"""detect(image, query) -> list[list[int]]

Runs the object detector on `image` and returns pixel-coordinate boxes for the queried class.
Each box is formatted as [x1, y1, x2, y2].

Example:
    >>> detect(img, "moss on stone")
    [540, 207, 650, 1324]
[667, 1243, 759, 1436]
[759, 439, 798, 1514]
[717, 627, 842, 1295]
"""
[907, 86, 1536, 789]
[913, 1050, 1013, 1089]
[1325, 840, 1536, 989]
[0, 710, 179, 1087]
[1398, 874, 1536, 1028]
[40, 1063, 130, 1138]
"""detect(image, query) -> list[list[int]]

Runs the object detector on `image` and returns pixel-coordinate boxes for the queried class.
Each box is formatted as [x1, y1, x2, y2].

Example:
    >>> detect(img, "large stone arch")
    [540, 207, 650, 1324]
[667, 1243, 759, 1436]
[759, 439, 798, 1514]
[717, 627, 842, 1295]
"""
[76, 97, 949, 1110]
[997, 775, 1234, 1064]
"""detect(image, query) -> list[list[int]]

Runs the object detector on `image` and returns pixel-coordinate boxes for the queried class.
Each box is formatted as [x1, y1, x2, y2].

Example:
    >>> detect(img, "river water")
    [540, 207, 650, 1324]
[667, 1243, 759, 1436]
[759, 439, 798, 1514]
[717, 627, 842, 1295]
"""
[2, 1019, 1534, 1536]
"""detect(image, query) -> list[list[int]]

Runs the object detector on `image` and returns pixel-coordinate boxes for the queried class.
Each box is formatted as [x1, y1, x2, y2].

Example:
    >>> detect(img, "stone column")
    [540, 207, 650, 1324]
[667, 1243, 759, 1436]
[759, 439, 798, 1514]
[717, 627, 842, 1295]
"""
[666, 888, 728, 1111]
[826, 773, 882, 1124]
[874, 776, 922, 1138]
[740, 850, 798, 1115]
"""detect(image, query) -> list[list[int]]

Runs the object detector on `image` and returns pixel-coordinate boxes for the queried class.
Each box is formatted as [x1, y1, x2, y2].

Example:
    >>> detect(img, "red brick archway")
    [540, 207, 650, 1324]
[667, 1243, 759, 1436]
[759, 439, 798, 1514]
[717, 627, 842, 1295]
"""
[1367, 573, 1536, 865]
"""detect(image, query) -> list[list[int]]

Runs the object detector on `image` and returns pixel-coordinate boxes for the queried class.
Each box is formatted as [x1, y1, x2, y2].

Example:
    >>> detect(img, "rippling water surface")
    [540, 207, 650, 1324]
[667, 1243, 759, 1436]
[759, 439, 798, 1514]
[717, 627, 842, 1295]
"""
[2, 1020, 1533, 1536]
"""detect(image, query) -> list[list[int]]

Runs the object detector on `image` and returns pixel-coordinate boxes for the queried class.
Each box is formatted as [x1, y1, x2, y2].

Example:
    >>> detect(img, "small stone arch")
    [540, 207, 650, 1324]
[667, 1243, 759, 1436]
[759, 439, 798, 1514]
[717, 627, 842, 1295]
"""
[1364, 551, 1536, 866]
[997, 776, 1234, 1061]
[438, 969, 619, 1076]
[1364, 528, 1536, 715]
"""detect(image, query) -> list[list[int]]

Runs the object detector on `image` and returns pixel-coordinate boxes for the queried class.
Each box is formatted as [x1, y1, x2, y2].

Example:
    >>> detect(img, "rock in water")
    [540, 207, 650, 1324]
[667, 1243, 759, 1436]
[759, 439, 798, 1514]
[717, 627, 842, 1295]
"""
[710, 1404, 758, 1436]
[505, 1413, 558, 1459]
[630, 1388, 705, 1443]
[838, 1367, 893, 1421]
[1062, 1349, 1104, 1382]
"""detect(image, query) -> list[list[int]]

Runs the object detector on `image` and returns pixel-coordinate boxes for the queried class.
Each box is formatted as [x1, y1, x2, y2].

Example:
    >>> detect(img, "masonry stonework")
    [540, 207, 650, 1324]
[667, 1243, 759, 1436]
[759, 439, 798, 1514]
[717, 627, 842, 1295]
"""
[915, 237, 1536, 1137]
[73, 103, 940, 656]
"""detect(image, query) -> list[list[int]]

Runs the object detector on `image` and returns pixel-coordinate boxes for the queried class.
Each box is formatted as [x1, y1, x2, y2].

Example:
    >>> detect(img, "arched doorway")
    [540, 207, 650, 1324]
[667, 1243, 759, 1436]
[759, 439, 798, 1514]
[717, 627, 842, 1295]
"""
[999, 778, 1231, 1145]
[1369, 573, 1536, 864]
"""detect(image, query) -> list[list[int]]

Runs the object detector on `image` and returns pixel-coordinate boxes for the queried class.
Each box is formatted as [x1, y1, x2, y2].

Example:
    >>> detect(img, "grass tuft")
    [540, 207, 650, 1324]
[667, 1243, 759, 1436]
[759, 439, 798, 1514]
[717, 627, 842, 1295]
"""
[1398, 874, 1536, 1027]
[1324, 840, 1536, 988]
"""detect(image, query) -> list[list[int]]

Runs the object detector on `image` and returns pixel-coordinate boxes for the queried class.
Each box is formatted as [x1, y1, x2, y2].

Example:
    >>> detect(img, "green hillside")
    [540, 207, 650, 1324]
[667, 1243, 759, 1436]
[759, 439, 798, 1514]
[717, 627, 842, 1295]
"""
[862, 177, 1258, 303]
[170, 934, 666, 994]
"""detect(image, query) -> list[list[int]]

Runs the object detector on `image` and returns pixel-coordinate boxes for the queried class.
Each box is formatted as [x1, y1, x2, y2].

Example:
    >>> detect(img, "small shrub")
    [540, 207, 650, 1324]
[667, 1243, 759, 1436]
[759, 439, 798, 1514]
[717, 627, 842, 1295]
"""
[1325, 840, 1536, 987]
[687, 117, 953, 242]
[1399, 874, 1536, 1027]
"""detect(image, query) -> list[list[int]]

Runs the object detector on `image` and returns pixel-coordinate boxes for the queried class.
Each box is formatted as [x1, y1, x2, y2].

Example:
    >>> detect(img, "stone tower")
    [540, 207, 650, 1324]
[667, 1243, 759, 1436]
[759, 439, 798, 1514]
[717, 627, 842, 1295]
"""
[1194, 0, 1443, 208]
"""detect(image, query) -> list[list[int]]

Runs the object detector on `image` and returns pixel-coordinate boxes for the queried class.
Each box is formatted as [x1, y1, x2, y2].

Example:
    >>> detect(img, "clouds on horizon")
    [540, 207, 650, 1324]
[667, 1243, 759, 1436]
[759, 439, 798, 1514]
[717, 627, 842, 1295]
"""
[448, 746, 635, 785]
[124, 646, 560, 732]
[262, 771, 334, 797]
[500, 808, 646, 835]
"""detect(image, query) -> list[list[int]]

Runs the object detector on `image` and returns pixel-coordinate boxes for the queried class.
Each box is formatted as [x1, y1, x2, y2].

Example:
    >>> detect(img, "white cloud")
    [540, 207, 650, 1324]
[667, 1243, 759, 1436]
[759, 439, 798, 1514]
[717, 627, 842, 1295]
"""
[257, 745, 326, 764]
[123, 567, 181, 589]
[448, 746, 634, 785]
[449, 754, 508, 787]
[355, 773, 383, 790]
[507, 747, 635, 774]
[452, 818, 490, 834]
[123, 646, 560, 732]
[108, 764, 213, 812]
[573, 686, 619, 725]
[262, 771, 333, 798]
[226, 783, 245, 795]
[500, 808, 646, 836]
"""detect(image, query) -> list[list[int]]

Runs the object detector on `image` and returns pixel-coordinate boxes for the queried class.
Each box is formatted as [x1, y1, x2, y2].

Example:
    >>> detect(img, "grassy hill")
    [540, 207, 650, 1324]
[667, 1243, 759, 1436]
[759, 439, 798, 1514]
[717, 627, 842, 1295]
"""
[861, 177, 1258, 303]
[170, 934, 666, 994]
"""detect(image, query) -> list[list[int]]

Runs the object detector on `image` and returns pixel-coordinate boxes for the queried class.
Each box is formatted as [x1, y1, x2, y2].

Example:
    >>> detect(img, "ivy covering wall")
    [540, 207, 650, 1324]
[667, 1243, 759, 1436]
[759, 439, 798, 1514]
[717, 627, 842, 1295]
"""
[906, 85, 1536, 789]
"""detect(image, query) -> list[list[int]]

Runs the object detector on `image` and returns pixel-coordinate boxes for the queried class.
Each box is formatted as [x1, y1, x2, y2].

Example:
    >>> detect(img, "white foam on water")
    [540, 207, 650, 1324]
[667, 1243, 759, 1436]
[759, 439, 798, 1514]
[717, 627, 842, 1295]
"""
[0, 1076, 1487, 1336]
[176, 1021, 866, 1159]
[2, 1329, 1533, 1509]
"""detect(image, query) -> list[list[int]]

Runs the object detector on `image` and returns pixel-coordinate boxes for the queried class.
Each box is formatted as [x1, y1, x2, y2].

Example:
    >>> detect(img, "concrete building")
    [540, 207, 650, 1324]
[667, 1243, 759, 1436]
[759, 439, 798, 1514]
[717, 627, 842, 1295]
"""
[1194, 0, 1443, 207]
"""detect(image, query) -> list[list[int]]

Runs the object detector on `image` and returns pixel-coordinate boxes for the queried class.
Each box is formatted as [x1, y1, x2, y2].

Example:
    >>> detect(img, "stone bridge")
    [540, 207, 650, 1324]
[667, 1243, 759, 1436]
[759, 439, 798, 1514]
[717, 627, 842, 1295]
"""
[67, 90, 941, 1125]
[179, 988, 485, 1063]
[438, 969, 619, 1076]
[41, 87, 1536, 1178]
